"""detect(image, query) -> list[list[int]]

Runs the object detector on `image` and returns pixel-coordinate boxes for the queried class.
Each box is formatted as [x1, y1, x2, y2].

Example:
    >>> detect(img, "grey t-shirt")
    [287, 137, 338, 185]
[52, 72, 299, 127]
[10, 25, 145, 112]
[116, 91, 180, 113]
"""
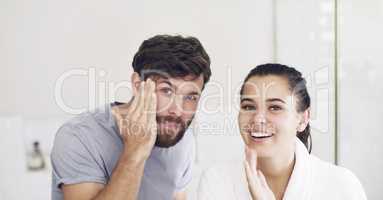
[50, 103, 195, 200]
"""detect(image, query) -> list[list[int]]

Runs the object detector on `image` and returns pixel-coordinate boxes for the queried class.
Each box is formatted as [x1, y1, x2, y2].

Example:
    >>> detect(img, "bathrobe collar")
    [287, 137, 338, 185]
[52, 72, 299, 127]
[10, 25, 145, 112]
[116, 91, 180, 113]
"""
[282, 138, 312, 200]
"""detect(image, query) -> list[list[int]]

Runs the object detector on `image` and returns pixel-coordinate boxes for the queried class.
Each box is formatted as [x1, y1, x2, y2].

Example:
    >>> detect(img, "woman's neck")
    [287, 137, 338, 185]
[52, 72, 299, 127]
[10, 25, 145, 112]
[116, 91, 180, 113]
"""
[257, 149, 295, 199]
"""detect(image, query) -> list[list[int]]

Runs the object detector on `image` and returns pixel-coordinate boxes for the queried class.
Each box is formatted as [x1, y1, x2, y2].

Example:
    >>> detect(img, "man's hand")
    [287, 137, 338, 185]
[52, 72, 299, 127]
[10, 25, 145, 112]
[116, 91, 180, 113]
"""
[244, 147, 276, 200]
[112, 79, 157, 164]
[61, 80, 158, 200]
[174, 191, 187, 200]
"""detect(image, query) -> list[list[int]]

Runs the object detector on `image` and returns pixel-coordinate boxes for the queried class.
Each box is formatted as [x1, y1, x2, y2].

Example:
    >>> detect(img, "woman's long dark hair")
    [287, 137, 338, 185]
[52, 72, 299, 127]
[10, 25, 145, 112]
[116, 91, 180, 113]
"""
[240, 63, 312, 153]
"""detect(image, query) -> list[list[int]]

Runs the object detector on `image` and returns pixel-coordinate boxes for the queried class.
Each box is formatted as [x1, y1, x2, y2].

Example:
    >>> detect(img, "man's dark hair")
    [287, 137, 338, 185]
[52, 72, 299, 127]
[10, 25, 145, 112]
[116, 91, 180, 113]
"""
[132, 35, 211, 87]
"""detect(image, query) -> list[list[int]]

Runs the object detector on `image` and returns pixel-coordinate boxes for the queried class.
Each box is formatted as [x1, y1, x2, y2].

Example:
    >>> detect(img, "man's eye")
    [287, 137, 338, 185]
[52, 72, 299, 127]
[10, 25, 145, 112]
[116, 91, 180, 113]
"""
[241, 105, 256, 111]
[269, 105, 282, 111]
[160, 88, 173, 96]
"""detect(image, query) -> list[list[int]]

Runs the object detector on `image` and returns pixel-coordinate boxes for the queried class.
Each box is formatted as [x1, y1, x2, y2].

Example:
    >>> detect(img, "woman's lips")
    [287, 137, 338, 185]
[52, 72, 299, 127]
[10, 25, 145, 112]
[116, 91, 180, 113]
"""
[248, 131, 274, 142]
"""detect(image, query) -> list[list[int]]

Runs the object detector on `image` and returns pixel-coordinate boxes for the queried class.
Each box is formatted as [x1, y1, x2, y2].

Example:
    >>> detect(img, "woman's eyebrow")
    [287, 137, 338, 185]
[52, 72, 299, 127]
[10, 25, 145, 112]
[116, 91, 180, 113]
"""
[187, 91, 201, 96]
[266, 98, 286, 104]
[240, 98, 255, 103]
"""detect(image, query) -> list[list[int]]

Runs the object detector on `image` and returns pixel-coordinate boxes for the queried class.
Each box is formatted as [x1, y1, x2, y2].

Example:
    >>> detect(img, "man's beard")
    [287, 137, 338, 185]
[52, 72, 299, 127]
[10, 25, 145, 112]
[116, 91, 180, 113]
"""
[155, 115, 193, 148]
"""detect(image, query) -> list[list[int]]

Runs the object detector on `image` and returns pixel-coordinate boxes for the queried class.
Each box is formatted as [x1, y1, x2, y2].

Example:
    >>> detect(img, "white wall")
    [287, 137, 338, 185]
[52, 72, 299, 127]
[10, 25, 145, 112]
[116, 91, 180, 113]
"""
[1, 0, 274, 199]
[338, 1, 383, 199]
[0, 0, 273, 118]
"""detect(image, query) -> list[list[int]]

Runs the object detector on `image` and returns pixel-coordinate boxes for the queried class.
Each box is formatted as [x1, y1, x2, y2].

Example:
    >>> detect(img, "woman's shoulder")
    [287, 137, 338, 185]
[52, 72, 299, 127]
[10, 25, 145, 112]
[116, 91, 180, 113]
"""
[308, 155, 367, 199]
[309, 155, 358, 182]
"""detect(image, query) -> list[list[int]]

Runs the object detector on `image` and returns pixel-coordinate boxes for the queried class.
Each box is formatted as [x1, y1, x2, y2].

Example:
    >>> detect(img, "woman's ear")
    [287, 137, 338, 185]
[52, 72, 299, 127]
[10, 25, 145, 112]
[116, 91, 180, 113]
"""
[131, 72, 141, 97]
[297, 109, 310, 132]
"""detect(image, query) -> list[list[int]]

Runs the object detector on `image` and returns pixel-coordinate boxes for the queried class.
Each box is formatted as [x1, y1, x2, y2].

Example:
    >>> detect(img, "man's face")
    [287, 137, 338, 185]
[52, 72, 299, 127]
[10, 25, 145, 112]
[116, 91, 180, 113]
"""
[152, 74, 204, 148]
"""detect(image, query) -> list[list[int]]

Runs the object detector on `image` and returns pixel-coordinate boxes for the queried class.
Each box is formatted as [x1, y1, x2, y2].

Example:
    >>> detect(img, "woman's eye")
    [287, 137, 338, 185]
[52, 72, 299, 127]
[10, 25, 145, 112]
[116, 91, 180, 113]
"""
[241, 105, 256, 111]
[269, 105, 282, 111]
[184, 95, 198, 102]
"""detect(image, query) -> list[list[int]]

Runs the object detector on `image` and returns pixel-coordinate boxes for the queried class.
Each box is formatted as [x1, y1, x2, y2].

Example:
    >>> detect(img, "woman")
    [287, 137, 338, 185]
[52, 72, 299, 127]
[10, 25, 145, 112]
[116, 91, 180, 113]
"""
[197, 64, 367, 200]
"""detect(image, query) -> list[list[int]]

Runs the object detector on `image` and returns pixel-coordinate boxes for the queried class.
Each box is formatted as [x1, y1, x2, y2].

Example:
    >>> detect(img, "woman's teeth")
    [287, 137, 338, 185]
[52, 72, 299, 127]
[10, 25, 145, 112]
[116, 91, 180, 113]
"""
[250, 132, 272, 138]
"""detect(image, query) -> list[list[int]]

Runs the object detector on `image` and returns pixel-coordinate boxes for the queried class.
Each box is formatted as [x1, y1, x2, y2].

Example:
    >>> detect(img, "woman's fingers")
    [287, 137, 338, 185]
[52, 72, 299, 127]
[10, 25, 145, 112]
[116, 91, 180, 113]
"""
[245, 146, 258, 173]
[257, 170, 270, 189]
[245, 161, 263, 199]
[244, 147, 276, 200]
[244, 161, 255, 186]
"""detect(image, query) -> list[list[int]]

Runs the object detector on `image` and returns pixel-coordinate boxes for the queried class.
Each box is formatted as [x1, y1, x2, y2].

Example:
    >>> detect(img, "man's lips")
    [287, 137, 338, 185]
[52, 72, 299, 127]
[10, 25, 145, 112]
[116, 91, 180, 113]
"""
[158, 121, 181, 131]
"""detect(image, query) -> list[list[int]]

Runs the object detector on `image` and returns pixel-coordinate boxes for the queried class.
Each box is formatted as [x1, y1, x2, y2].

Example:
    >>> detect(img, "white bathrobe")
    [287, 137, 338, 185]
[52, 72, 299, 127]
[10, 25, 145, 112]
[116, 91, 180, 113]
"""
[197, 138, 367, 200]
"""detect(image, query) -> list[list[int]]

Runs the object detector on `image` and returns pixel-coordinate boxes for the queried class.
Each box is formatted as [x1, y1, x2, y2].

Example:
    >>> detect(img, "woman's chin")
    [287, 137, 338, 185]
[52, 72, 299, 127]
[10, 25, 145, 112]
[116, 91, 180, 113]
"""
[246, 143, 275, 158]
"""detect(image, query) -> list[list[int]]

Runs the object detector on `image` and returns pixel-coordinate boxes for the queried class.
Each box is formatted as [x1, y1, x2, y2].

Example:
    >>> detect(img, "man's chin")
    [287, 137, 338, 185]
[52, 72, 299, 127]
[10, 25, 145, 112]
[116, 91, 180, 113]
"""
[154, 130, 186, 148]
[154, 117, 193, 148]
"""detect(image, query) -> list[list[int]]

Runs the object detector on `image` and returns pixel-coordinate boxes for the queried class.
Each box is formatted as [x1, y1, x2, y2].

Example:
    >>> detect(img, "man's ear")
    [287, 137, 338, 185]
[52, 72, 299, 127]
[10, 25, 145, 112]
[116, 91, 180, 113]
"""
[297, 108, 310, 132]
[131, 72, 141, 97]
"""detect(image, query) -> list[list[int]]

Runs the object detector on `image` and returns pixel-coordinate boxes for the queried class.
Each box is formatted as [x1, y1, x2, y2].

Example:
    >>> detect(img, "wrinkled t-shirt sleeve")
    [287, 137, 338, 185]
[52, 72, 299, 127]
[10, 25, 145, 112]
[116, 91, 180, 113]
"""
[50, 124, 106, 189]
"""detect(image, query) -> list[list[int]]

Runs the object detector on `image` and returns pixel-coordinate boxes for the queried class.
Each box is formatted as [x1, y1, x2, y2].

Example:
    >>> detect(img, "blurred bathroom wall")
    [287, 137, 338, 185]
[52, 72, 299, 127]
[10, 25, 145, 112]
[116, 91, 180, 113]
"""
[0, 0, 274, 199]
[338, 0, 383, 199]
[1, 0, 382, 199]
[275, 0, 336, 163]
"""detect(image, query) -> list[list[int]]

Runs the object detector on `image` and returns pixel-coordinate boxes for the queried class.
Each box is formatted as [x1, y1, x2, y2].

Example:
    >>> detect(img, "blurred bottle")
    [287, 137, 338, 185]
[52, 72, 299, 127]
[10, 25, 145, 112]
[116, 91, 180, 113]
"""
[27, 141, 45, 171]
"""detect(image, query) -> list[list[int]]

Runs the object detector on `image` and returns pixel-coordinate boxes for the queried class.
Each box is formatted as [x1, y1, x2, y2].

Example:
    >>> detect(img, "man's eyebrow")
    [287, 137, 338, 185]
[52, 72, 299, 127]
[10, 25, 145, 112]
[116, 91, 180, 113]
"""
[157, 79, 173, 87]
[156, 79, 201, 95]
[266, 98, 286, 104]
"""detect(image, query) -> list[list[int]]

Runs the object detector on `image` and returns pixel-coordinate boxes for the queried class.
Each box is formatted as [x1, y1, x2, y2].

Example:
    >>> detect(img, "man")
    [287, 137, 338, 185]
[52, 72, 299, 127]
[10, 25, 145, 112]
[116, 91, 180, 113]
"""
[51, 35, 211, 200]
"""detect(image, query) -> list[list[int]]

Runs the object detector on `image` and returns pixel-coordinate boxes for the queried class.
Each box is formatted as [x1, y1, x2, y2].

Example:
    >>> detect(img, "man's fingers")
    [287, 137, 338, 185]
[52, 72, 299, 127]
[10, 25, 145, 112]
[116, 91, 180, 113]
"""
[111, 108, 126, 135]
[148, 83, 157, 132]
[127, 93, 139, 114]
[131, 81, 145, 117]
[144, 79, 157, 139]
[144, 79, 154, 116]
[127, 80, 143, 114]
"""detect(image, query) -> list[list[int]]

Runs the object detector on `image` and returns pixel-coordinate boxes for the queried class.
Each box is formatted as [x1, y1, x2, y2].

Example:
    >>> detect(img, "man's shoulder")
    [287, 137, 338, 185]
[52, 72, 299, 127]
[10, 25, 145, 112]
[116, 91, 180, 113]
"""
[53, 105, 119, 154]
[57, 105, 113, 137]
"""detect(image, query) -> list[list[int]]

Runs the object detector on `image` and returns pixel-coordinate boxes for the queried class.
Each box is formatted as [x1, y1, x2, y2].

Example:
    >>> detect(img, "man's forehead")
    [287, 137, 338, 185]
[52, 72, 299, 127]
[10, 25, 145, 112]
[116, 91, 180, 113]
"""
[154, 75, 204, 91]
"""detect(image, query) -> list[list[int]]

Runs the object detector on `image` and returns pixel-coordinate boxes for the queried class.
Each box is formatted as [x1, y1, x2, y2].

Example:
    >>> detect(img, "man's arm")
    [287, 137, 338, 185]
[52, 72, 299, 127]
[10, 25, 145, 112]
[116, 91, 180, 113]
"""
[62, 148, 146, 200]
[61, 79, 157, 200]
[174, 191, 187, 200]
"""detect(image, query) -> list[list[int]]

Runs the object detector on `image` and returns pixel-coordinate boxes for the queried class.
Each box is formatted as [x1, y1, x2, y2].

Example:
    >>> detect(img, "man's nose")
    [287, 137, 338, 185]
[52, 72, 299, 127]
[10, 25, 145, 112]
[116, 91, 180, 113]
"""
[168, 95, 183, 117]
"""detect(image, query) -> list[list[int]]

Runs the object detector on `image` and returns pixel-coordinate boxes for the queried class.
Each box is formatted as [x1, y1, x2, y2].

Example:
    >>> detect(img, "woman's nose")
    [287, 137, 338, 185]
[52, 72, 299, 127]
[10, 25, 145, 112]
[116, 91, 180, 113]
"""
[253, 110, 266, 124]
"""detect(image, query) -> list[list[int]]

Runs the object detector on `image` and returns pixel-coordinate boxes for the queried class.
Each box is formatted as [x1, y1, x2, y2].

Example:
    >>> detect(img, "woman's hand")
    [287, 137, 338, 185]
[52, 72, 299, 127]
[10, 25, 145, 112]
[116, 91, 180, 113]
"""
[244, 147, 276, 200]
